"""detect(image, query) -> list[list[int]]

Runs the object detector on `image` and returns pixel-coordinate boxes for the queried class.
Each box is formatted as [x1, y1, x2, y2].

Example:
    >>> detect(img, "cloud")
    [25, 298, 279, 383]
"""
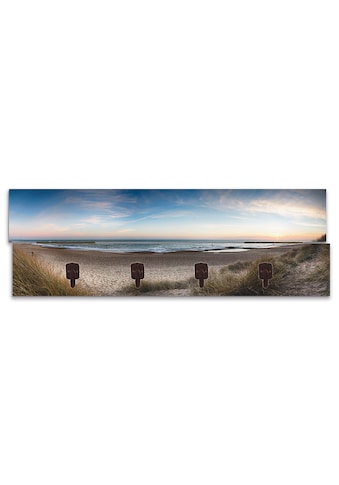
[150, 210, 193, 219]
[62, 190, 135, 218]
[69, 200, 112, 210]
[199, 190, 326, 221]
[80, 216, 104, 225]
[117, 228, 136, 233]
[246, 198, 326, 220]
[63, 190, 136, 205]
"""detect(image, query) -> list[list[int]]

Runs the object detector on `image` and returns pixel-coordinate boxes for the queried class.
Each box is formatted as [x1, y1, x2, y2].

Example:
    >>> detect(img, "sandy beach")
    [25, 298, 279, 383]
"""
[15, 243, 296, 296]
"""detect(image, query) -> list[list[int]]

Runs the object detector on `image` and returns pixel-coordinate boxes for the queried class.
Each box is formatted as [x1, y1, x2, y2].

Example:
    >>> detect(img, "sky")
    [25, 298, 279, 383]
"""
[8, 189, 326, 241]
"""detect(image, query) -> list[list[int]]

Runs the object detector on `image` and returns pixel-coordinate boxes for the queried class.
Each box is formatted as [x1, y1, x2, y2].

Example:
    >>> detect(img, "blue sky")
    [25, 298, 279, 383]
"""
[8, 189, 326, 241]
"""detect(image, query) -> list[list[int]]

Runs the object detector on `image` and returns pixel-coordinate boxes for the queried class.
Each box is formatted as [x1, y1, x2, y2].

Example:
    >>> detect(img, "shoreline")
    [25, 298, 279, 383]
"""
[14, 243, 296, 296]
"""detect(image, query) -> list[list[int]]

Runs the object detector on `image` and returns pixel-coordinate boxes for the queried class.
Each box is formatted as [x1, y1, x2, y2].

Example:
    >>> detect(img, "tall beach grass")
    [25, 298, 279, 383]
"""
[12, 244, 329, 297]
[13, 246, 91, 296]
[195, 244, 330, 296]
[117, 278, 196, 295]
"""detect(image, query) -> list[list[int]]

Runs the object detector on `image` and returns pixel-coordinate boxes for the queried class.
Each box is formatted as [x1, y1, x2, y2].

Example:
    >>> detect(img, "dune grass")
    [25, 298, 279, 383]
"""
[223, 260, 251, 273]
[116, 244, 329, 296]
[13, 246, 91, 296]
[12, 244, 329, 297]
[118, 278, 195, 295]
[194, 244, 330, 296]
[194, 257, 289, 296]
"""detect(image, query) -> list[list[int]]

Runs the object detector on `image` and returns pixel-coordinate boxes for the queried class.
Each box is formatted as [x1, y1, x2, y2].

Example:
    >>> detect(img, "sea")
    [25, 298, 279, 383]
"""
[17, 239, 300, 253]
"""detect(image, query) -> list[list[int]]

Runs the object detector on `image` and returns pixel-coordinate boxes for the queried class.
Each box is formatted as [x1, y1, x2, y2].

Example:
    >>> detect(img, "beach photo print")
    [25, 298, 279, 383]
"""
[9, 189, 330, 297]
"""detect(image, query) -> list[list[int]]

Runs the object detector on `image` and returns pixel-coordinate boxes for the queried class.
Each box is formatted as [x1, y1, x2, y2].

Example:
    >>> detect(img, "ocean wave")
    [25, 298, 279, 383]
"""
[30, 240, 297, 253]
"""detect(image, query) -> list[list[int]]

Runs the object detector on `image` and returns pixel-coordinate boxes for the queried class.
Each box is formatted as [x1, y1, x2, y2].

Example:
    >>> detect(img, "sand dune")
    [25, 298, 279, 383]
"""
[16, 243, 296, 296]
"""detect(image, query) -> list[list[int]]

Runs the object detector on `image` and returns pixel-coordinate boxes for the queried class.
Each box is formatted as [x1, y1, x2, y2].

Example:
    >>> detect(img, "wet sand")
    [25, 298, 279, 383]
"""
[15, 243, 295, 296]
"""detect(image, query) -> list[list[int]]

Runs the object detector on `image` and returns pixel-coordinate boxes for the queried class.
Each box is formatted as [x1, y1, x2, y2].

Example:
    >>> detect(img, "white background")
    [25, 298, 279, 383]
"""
[1, 1, 338, 484]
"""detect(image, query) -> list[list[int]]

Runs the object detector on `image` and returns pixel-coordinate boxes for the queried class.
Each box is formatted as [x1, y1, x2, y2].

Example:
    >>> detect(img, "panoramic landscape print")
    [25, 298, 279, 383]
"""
[9, 189, 330, 296]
